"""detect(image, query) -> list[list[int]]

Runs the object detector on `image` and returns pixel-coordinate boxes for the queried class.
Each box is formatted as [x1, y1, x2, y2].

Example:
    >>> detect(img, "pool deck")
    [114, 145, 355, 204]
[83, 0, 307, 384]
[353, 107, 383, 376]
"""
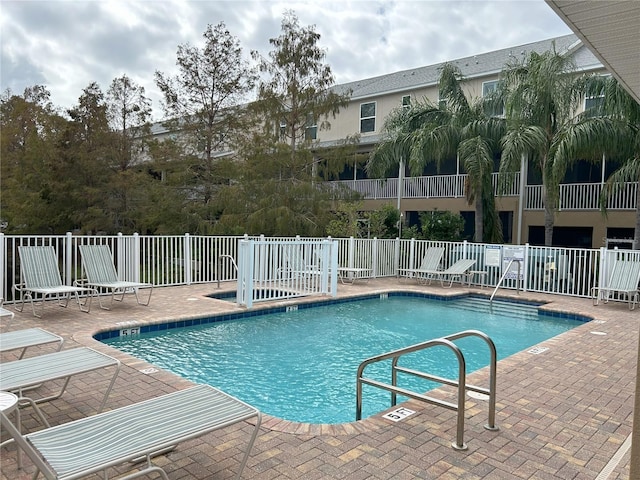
[0, 279, 635, 479]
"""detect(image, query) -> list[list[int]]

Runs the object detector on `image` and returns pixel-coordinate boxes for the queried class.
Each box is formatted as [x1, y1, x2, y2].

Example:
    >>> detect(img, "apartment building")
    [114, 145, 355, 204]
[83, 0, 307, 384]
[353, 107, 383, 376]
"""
[148, 33, 636, 249]
[313, 33, 636, 249]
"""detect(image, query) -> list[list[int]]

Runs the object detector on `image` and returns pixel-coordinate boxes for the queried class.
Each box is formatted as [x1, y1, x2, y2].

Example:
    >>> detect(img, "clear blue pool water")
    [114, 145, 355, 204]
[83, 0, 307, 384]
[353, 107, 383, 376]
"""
[102, 294, 586, 424]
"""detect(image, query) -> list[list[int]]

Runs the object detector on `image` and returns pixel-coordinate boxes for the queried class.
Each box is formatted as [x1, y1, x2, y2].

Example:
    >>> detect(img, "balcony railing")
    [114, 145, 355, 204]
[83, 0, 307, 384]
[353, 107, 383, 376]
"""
[328, 174, 637, 211]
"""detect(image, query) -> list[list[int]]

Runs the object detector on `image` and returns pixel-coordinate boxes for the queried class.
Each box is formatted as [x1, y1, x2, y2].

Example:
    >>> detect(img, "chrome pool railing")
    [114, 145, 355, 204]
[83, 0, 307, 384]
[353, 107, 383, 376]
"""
[490, 258, 522, 303]
[217, 255, 238, 289]
[356, 329, 498, 451]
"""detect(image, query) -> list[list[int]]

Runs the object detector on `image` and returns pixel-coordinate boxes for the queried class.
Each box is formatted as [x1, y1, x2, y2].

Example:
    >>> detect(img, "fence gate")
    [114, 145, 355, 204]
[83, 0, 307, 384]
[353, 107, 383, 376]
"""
[237, 238, 338, 308]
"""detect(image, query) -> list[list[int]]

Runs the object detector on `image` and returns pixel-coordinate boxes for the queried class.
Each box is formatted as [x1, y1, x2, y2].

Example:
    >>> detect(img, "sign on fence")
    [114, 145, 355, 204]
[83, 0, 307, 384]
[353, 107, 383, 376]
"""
[502, 246, 525, 280]
[484, 245, 501, 268]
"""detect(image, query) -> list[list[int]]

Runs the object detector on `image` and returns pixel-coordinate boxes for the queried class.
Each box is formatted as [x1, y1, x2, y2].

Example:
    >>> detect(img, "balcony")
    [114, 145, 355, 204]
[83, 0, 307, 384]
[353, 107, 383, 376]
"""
[327, 173, 638, 211]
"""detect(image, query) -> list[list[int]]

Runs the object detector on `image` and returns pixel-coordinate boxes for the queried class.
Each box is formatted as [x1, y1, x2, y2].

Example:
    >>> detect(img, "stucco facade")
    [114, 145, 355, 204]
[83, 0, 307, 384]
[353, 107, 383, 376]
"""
[316, 34, 633, 249]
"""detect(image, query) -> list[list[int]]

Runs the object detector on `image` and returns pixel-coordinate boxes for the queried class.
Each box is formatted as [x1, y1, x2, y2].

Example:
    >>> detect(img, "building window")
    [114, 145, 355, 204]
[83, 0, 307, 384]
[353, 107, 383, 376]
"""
[360, 102, 376, 133]
[402, 95, 411, 111]
[482, 80, 504, 117]
[482, 80, 498, 96]
[278, 119, 287, 141]
[585, 95, 603, 113]
[584, 75, 610, 116]
[305, 114, 317, 140]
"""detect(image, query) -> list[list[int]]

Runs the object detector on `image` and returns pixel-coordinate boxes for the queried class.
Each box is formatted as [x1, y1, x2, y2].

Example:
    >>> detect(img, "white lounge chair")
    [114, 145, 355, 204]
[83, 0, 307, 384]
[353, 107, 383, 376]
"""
[398, 247, 445, 284]
[592, 260, 640, 310]
[279, 245, 324, 289]
[78, 244, 153, 310]
[0, 347, 120, 428]
[13, 246, 95, 317]
[0, 328, 64, 359]
[0, 384, 261, 480]
[436, 258, 477, 288]
[283, 246, 321, 274]
[0, 302, 14, 320]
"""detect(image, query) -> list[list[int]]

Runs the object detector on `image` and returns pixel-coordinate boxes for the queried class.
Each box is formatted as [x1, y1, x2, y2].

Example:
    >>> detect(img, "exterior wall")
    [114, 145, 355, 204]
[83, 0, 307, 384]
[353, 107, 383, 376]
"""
[319, 72, 502, 145]
[318, 46, 607, 147]
[319, 86, 436, 144]
[460, 75, 499, 101]
[361, 195, 636, 249]
[321, 101, 361, 143]
[317, 72, 501, 147]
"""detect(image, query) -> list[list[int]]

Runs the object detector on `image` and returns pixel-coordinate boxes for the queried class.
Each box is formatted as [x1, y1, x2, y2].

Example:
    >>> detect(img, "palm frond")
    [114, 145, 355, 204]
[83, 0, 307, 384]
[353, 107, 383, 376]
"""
[606, 157, 640, 185]
[367, 132, 411, 177]
[552, 117, 630, 169]
[500, 125, 546, 171]
[409, 124, 458, 174]
[462, 117, 506, 149]
[459, 136, 494, 191]
[438, 63, 472, 118]
[600, 157, 640, 214]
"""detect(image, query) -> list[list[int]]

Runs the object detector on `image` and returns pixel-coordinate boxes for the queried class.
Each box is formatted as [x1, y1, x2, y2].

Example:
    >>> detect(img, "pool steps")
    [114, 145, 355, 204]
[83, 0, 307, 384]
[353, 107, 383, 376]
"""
[448, 297, 541, 319]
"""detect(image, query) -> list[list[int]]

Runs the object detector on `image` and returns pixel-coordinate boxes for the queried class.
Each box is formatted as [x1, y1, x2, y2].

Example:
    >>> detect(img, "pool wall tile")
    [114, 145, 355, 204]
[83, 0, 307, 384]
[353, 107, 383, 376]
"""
[94, 290, 590, 340]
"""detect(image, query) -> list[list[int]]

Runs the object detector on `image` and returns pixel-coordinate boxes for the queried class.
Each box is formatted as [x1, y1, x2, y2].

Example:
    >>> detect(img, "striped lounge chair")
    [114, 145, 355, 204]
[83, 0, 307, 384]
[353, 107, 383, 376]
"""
[0, 384, 261, 480]
[78, 244, 153, 310]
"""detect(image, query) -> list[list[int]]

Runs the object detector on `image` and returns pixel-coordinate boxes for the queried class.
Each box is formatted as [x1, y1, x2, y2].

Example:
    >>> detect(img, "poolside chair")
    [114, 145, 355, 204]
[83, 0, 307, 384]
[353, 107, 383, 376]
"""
[592, 260, 640, 310]
[397, 247, 445, 284]
[0, 298, 14, 320]
[0, 347, 120, 428]
[78, 244, 153, 310]
[280, 246, 324, 288]
[14, 246, 95, 318]
[282, 246, 321, 273]
[0, 328, 64, 359]
[436, 258, 477, 288]
[0, 384, 261, 480]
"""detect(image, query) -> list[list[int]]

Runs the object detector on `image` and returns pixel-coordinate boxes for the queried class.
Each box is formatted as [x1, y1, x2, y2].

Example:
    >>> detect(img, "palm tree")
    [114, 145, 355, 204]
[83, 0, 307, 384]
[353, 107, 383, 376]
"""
[498, 48, 588, 246]
[554, 75, 640, 248]
[458, 118, 505, 242]
[368, 63, 504, 242]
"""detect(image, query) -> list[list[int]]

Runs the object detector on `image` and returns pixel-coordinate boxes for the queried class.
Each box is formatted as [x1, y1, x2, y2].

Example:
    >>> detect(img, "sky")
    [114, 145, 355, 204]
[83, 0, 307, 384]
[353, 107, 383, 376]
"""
[0, 0, 572, 121]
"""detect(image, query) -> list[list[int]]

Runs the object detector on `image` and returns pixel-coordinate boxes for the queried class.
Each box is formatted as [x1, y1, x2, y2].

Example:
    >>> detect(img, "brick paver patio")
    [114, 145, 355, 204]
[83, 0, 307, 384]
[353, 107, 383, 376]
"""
[0, 280, 635, 479]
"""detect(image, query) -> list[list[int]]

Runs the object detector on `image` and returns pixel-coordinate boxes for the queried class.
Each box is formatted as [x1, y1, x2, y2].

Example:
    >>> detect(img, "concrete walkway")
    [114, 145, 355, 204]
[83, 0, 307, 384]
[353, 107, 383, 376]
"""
[0, 280, 635, 479]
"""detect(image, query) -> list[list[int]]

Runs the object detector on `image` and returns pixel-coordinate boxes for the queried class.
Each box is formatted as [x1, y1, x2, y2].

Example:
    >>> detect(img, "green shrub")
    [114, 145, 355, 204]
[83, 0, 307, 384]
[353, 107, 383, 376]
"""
[420, 210, 464, 241]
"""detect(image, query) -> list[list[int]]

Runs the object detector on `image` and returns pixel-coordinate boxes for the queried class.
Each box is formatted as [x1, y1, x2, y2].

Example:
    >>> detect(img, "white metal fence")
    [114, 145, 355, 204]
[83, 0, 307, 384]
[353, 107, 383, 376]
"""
[1, 233, 639, 306]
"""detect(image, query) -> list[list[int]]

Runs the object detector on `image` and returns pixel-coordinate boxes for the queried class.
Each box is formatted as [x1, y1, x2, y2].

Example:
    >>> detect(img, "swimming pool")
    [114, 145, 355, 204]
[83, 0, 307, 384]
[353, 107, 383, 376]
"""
[100, 293, 587, 424]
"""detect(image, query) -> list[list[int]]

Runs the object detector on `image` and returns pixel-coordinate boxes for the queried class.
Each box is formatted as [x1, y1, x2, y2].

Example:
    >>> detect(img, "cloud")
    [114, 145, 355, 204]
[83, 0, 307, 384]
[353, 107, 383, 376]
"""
[0, 0, 571, 120]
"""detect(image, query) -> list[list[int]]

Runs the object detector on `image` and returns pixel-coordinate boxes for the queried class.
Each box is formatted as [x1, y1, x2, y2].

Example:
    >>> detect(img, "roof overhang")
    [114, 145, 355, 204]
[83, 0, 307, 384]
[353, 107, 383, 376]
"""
[545, 0, 640, 104]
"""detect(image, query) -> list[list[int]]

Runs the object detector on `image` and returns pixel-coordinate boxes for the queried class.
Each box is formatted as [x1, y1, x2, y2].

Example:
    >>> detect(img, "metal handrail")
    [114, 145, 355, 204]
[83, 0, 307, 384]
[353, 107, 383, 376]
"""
[490, 259, 522, 303]
[355, 329, 498, 450]
[216, 255, 238, 289]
